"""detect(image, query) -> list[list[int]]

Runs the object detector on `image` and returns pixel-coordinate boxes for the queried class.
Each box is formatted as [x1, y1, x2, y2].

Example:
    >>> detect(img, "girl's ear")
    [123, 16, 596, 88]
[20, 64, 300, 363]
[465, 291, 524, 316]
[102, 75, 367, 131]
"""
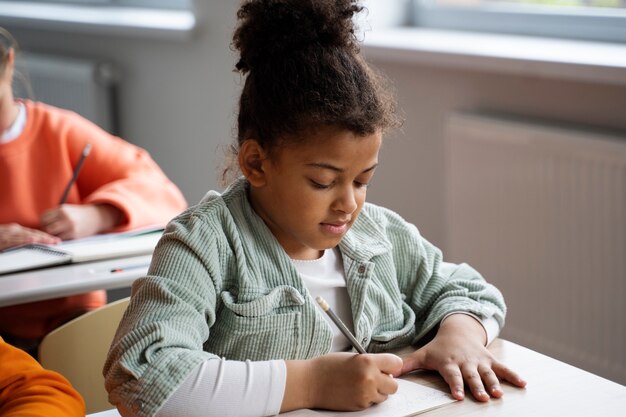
[238, 139, 267, 187]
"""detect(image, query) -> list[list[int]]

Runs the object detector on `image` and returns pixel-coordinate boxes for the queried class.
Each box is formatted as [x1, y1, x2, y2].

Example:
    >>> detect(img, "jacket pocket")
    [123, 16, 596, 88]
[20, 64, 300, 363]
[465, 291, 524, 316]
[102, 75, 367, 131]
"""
[205, 285, 304, 360]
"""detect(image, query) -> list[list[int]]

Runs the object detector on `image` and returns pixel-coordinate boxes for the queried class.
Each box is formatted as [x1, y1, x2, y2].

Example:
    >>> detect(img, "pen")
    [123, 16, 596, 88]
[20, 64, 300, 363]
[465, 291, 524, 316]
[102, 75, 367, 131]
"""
[110, 264, 149, 273]
[59, 143, 92, 205]
[316, 296, 366, 354]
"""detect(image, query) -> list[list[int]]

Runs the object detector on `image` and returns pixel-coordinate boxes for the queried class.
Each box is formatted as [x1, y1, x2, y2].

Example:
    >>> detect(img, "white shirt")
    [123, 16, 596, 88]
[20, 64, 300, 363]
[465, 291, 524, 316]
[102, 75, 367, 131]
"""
[0, 101, 26, 143]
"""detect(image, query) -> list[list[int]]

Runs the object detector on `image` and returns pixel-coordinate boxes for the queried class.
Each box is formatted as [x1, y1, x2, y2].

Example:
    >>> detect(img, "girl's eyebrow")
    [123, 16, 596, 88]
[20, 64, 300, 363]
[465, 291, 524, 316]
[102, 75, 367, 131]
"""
[305, 162, 378, 174]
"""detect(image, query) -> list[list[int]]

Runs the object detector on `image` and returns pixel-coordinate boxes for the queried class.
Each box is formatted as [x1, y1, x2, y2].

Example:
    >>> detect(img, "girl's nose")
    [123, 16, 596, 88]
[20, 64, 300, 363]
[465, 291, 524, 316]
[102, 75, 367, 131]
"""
[333, 185, 358, 214]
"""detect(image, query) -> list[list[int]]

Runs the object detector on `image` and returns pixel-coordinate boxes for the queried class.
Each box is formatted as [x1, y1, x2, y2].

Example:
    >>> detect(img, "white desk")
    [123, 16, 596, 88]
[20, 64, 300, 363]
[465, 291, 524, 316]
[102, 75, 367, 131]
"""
[0, 255, 150, 307]
[87, 339, 626, 417]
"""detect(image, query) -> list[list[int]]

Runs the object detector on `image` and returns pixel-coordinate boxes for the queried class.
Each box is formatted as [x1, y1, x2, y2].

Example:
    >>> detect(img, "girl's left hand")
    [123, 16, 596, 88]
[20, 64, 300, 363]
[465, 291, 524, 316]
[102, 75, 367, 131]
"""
[400, 314, 526, 401]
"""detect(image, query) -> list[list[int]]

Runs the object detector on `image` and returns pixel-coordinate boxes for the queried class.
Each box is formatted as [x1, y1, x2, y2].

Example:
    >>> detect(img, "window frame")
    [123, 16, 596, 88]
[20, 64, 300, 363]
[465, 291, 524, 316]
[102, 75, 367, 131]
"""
[12, 0, 192, 10]
[0, 0, 196, 40]
[412, 1, 626, 43]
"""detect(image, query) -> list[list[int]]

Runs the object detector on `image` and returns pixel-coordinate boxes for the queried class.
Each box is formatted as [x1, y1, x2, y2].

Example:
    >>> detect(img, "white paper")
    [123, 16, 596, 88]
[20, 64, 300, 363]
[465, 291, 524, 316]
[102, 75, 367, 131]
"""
[58, 231, 162, 262]
[281, 378, 455, 417]
[0, 245, 71, 274]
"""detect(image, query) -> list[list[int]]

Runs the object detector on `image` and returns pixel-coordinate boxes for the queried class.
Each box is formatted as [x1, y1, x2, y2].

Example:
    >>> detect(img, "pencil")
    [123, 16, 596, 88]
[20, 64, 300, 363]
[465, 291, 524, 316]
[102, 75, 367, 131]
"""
[59, 143, 92, 205]
[316, 296, 366, 354]
[110, 263, 149, 273]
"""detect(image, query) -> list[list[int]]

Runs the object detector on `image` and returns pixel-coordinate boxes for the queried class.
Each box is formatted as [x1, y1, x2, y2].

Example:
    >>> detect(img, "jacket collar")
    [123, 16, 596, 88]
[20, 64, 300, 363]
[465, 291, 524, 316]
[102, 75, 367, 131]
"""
[339, 206, 392, 262]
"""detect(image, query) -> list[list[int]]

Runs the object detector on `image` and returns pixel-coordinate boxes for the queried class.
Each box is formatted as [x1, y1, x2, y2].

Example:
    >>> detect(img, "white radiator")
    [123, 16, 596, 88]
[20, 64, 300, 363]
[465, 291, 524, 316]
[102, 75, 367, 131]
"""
[445, 113, 626, 385]
[14, 52, 117, 133]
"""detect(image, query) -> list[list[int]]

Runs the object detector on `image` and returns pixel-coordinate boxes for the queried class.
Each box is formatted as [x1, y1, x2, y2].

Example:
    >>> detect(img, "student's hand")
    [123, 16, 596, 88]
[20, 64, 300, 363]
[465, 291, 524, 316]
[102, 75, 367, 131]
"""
[0, 223, 61, 250]
[40, 203, 123, 240]
[401, 314, 526, 402]
[282, 352, 402, 413]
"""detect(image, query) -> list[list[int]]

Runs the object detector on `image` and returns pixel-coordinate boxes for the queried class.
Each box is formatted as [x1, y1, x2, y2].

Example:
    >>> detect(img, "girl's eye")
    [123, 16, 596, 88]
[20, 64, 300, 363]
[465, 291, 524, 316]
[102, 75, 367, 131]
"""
[310, 180, 332, 189]
[354, 181, 369, 189]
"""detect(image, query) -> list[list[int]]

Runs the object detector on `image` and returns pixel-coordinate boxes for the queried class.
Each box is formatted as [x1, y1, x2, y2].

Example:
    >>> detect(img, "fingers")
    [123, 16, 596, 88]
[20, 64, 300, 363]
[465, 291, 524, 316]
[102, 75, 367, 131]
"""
[441, 363, 493, 402]
[310, 353, 402, 411]
[442, 360, 525, 402]
[23, 227, 61, 245]
[0, 223, 60, 250]
[43, 218, 72, 238]
[377, 373, 399, 396]
[460, 363, 491, 402]
[400, 350, 424, 375]
[355, 354, 400, 408]
[354, 354, 401, 395]
[440, 364, 466, 400]
[493, 361, 527, 388]
[375, 353, 404, 377]
[40, 208, 73, 239]
[40, 208, 60, 226]
[478, 364, 503, 398]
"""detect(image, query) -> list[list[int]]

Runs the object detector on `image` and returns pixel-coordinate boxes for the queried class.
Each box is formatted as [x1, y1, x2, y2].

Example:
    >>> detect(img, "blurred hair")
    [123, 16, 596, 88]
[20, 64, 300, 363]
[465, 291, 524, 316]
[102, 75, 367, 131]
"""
[0, 27, 17, 77]
[0, 27, 34, 100]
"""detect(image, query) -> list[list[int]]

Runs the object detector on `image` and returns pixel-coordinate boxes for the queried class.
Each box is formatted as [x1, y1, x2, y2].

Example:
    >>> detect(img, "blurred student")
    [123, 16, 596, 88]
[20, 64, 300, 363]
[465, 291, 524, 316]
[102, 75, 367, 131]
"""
[0, 336, 85, 417]
[0, 27, 188, 356]
[105, 2, 526, 416]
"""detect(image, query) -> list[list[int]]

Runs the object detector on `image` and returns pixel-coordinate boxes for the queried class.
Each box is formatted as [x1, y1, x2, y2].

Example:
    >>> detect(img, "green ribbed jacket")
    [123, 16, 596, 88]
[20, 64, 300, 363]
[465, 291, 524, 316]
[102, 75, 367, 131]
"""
[104, 178, 506, 417]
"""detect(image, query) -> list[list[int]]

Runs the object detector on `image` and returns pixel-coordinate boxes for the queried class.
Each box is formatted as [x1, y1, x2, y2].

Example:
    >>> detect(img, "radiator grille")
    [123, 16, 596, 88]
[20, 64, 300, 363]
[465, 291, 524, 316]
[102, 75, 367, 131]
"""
[445, 113, 626, 384]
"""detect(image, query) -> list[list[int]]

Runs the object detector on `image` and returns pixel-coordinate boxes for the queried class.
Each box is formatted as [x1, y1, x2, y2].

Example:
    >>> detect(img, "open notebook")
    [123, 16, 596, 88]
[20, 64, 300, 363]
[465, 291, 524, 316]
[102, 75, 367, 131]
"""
[0, 227, 163, 275]
[281, 378, 456, 417]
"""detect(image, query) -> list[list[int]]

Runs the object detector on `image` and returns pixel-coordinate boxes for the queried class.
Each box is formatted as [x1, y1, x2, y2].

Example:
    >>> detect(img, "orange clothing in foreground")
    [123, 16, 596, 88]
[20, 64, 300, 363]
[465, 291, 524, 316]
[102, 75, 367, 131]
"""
[0, 100, 188, 339]
[0, 336, 85, 417]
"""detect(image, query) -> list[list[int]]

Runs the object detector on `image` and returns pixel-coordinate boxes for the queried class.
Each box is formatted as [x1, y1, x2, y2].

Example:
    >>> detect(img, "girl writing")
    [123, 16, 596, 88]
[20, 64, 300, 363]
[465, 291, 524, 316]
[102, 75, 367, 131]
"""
[0, 27, 188, 356]
[105, 1, 526, 416]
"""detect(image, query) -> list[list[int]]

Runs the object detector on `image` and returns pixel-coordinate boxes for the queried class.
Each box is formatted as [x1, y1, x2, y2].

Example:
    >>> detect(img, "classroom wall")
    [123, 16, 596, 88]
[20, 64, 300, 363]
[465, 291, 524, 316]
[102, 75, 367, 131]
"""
[362, 62, 626, 249]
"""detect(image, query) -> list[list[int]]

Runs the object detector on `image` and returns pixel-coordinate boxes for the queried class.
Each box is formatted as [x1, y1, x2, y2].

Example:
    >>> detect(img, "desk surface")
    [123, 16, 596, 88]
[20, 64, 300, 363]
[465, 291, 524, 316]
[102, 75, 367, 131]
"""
[88, 339, 626, 417]
[0, 255, 150, 307]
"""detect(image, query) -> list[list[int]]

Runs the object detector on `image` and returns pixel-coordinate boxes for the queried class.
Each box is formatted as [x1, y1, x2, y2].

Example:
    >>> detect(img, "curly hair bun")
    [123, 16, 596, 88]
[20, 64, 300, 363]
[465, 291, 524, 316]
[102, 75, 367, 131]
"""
[233, 0, 363, 73]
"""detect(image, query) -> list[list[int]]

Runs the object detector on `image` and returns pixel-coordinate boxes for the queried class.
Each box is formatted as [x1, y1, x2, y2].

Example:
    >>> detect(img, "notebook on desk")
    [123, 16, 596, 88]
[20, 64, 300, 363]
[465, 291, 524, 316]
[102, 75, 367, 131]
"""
[281, 378, 456, 417]
[0, 227, 163, 275]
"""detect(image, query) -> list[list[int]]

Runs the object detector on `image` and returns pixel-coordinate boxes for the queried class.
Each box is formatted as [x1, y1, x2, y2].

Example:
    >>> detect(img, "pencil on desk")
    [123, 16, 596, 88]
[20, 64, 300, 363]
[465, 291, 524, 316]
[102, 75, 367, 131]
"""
[59, 143, 92, 205]
[316, 296, 366, 354]
[110, 263, 149, 273]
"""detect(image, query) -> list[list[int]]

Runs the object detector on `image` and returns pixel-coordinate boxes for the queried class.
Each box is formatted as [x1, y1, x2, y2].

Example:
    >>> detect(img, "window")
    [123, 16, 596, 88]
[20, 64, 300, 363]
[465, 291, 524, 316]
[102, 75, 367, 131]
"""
[0, 0, 195, 40]
[16, 0, 192, 9]
[413, 0, 626, 42]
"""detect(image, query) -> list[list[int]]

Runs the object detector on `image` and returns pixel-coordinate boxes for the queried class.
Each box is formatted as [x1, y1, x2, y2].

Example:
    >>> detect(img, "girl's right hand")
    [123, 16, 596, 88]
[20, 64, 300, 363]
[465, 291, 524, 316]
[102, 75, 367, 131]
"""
[40, 203, 123, 240]
[283, 352, 403, 413]
[0, 223, 61, 251]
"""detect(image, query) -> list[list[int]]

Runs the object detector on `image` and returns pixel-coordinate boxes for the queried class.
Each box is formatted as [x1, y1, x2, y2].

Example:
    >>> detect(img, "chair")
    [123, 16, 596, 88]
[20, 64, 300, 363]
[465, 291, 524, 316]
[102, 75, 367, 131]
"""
[39, 297, 130, 414]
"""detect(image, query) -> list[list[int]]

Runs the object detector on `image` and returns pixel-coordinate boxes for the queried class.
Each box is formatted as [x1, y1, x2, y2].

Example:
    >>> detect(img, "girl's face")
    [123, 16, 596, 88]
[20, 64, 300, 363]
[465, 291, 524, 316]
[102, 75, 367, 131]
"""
[248, 127, 382, 260]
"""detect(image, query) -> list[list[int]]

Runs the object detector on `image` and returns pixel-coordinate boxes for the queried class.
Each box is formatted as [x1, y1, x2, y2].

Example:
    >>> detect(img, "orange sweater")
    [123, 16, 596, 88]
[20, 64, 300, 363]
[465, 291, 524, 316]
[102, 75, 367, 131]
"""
[0, 100, 187, 339]
[0, 336, 85, 417]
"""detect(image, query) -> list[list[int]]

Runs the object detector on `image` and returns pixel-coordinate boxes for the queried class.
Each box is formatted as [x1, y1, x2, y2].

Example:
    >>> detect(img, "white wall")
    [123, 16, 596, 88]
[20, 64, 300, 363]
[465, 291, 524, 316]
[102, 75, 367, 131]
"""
[364, 61, 626, 249]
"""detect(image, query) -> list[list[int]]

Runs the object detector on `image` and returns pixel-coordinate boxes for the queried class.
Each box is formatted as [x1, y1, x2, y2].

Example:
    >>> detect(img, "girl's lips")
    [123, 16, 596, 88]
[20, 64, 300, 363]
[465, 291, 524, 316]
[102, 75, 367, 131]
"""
[320, 221, 349, 235]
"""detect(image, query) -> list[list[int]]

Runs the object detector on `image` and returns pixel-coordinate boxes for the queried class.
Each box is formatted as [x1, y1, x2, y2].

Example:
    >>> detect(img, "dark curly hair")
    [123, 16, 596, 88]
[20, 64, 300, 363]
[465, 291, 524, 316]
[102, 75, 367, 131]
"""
[230, 0, 400, 161]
